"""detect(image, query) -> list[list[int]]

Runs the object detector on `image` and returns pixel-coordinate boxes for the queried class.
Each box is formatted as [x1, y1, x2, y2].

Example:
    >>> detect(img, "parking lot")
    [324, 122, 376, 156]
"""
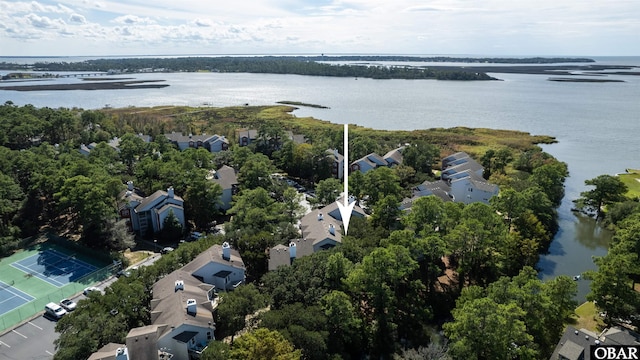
[0, 252, 161, 359]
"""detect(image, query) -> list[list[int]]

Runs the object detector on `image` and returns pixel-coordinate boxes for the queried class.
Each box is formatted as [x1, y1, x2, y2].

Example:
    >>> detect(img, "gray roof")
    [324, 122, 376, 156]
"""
[237, 129, 259, 140]
[383, 147, 404, 165]
[441, 158, 483, 177]
[150, 269, 215, 336]
[550, 326, 640, 360]
[300, 208, 343, 245]
[135, 189, 183, 213]
[181, 244, 245, 274]
[164, 132, 221, 144]
[209, 165, 238, 190]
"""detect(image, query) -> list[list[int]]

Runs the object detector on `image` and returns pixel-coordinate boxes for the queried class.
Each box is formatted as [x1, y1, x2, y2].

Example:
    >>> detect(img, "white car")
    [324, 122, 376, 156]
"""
[83, 286, 102, 295]
[60, 298, 77, 311]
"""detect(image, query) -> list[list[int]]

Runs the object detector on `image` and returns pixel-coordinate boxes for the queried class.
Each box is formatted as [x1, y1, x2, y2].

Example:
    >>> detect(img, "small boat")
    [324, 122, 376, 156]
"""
[573, 275, 581, 281]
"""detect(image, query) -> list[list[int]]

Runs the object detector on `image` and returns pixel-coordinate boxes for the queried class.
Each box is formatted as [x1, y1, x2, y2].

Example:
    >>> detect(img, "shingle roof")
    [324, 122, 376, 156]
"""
[135, 189, 183, 213]
[383, 147, 404, 165]
[181, 244, 245, 274]
[209, 165, 238, 190]
[150, 270, 215, 337]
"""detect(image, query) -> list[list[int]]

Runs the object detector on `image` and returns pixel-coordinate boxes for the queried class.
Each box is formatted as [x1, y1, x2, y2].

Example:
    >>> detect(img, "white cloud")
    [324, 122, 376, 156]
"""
[1, 0, 639, 56]
[69, 13, 87, 24]
[113, 14, 155, 25]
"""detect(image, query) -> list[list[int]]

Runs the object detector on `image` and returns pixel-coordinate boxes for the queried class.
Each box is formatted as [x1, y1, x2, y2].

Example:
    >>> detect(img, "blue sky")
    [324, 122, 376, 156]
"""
[1, 0, 639, 57]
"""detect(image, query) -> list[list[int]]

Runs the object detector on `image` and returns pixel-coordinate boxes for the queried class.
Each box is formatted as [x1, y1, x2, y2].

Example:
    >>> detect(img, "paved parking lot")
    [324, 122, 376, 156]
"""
[0, 253, 161, 359]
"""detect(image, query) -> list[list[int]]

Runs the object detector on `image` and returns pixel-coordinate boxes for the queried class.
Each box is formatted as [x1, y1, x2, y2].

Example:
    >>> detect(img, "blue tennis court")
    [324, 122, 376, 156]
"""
[0, 281, 35, 316]
[10, 249, 98, 287]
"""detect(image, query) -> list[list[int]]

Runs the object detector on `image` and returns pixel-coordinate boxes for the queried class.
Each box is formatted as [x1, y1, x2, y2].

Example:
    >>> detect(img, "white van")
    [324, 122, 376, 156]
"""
[45, 302, 67, 319]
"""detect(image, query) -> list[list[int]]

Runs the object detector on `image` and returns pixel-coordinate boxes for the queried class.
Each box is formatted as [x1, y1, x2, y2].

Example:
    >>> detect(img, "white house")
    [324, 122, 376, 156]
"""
[400, 152, 498, 210]
[182, 242, 246, 292]
[207, 165, 238, 211]
[120, 182, 185, 236]
[94, 243, 246, 360]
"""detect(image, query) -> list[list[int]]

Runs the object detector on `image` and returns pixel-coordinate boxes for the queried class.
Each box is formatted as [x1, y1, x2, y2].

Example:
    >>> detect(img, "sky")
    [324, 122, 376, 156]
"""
[1, 0, 639, 57]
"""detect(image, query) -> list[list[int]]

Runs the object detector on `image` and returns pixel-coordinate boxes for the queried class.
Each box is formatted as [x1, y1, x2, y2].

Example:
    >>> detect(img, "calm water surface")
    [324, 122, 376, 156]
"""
[2, 57, 640, 301]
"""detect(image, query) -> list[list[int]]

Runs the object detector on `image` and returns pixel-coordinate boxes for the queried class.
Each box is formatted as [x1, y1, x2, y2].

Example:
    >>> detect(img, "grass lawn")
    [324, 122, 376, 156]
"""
[619, 169, 640, 199]
[570, 301, 606, 333]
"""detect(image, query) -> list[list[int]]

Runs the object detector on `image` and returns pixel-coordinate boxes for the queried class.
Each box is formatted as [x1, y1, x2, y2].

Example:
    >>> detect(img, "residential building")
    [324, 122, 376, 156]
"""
[269, 201, 366, 270]
[237, 129, 259, 146]
[550, 326, 640, 360]
[91, 243, 245, 360]
[350, 146, 405, 174]
[181, 242, 246, 292]
[350, 152, 388, 173]
[400, 151, 498, 210]
[237, 129, 306, 147]
[164, 132, 229, 152]
[383, 146, 405, 166]
[326, 149, 344, 179]
[79, 134, 151, 156]
[119, 182, 185, 236]
[87, 343, 130, 360]
[207, 165, 238, 211]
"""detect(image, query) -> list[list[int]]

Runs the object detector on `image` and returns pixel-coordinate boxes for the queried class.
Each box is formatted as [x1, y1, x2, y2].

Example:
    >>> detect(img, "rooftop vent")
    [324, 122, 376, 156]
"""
[318, 213, 324, 221]
[222, 242, 231, 260]
[175, 280, 184, 292]
[329, 223, 335, 236]
[289, 242, 297, 259]
[186, 299, 197, 315]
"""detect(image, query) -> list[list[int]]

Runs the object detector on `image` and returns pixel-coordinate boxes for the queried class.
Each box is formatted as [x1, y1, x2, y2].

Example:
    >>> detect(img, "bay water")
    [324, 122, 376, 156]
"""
[2, 56, 640, 301]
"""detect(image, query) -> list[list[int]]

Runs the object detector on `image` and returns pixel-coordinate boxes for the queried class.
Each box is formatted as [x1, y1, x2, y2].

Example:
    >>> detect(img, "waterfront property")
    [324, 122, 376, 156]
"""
[401, 152, 499, 210]
[164, 132, 229, 152]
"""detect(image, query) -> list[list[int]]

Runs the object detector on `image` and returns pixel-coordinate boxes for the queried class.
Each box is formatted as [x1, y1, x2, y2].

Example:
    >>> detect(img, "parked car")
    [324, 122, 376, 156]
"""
[45, 302, 67, 319]
[59, 298, 77, 311]
[161, 246, 175, 254]
[116, 269, 132, 278]
[83, 286, 102, 295]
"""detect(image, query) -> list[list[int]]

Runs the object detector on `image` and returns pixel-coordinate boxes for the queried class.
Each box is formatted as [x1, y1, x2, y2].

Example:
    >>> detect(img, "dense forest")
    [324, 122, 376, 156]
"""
[0, 56, 500, 80]
[2, 102, 637, 359]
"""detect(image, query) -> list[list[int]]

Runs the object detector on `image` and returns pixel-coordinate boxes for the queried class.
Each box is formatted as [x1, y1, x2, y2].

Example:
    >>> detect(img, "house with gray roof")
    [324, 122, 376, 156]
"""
[350, 146, 405, 174]
[350, 153, 388, 173]
[550, 326, 640, 360]
[80, 134, 152, 156]
[268, 201, 366, 270]
[207, 165, 238, 211]
[181, 242, 245, 291]
[383, 146, 405, 166]
[164, 132, 229, 152]
[119, 182, 185, 236]
[401, 152, 498, 210]
[92, 243, 245, 360]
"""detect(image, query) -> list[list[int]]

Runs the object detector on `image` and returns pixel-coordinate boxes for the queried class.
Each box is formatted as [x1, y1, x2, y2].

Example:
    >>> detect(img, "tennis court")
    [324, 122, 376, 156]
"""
[0, 241, 115, 332]
[10, 249, 97, 287]
[0, 281, 35, 317]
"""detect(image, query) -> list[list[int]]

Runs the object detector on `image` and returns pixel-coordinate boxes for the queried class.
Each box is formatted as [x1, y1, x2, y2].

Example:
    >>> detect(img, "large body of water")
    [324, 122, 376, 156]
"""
[2, 56, 640, 301]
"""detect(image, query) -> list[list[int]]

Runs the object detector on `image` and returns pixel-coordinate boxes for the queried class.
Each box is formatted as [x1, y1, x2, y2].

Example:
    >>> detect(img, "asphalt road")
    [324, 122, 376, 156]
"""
[0, 253, 161, 359]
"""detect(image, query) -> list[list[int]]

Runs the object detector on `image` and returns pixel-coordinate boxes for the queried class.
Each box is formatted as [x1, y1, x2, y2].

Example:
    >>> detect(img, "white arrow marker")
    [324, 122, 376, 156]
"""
[337, 123, 355, 235]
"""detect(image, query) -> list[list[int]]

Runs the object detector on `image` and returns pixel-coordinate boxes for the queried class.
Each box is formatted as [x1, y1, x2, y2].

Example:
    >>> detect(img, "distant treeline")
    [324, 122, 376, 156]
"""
[0, 56, 518, 80]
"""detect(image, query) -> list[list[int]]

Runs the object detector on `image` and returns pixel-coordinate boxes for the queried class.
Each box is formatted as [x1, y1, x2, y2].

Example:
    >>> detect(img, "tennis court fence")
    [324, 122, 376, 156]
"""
[0, 262, 119, 333]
